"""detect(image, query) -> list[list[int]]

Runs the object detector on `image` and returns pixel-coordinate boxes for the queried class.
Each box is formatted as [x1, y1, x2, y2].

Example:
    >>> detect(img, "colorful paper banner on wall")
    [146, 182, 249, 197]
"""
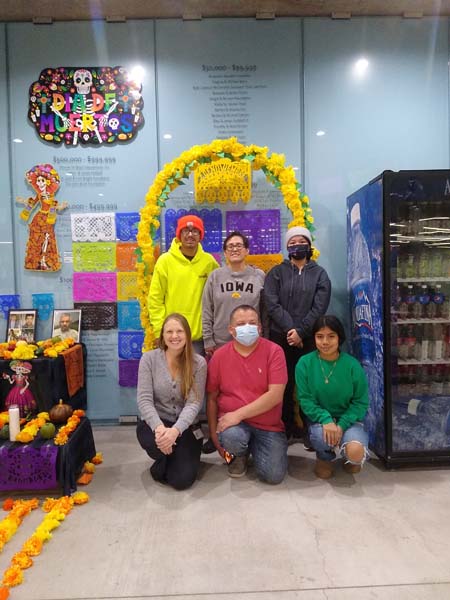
[29, 66, 144, 146]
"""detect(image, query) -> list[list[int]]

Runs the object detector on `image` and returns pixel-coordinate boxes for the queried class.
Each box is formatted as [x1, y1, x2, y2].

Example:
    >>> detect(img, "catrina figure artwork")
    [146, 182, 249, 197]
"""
[16, 164, 68, 272]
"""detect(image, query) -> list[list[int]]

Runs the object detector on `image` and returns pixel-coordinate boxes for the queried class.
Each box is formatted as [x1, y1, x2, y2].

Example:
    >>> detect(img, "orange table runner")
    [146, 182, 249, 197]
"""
[61, 344, 84, 397]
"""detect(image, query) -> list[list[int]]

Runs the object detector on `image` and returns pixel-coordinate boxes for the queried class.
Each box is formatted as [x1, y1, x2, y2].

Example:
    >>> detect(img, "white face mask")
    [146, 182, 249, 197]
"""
[234, 324, 259, 346]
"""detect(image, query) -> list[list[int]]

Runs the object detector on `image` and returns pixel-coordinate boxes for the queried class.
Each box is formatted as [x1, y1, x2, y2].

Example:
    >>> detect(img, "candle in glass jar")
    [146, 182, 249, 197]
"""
[8, 405, 20, 442]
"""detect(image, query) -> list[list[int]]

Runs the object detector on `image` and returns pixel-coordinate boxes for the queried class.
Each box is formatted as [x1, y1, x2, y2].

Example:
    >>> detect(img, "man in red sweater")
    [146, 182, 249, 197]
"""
[207, 305, 288, 483]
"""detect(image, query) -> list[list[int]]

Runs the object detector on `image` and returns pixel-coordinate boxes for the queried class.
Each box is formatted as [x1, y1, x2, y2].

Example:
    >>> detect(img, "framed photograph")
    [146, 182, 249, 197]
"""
[6, 309, 37, 343]
[52, 309, 82, 343]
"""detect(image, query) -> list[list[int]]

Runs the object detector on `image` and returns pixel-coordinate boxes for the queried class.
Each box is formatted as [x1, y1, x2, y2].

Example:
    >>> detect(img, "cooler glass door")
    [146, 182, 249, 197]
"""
[387, 172, 450, 454]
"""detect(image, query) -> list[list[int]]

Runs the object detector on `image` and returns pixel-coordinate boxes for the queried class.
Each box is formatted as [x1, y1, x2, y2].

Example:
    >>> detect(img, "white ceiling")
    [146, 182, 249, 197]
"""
[1, 1, 450, 23]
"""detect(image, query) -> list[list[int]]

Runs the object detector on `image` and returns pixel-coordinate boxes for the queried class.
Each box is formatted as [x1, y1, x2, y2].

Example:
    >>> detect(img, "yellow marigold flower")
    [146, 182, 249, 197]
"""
[42, 518, 60, 531]
[22, 536, 43, 556]
[72, 492, 89, 505]
[11, 552, 33, 569]
[2, 565, 23, 587]
[84, 461, 95, 474]
[15, 432, 33, 443]
[34, 527, 52, 542]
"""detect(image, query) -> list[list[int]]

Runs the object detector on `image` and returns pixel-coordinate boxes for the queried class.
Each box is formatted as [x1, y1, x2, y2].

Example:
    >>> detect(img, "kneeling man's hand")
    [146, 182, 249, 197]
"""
[216, 411, 241, 433]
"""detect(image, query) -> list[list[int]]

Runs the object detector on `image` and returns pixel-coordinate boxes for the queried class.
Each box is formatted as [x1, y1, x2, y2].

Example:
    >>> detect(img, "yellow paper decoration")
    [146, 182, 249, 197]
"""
[194, 158, 251, 204]
[117, 272, 139, 301]
[245, 253, 284, 273]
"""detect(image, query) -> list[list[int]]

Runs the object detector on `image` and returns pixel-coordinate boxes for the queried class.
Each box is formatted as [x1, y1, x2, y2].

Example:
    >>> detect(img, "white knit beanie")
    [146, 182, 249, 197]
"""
[285, 226, 312, 246]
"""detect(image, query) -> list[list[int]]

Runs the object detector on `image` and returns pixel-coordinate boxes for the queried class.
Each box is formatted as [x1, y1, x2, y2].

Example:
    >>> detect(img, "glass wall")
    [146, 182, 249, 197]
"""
[0, 17, 448, 419]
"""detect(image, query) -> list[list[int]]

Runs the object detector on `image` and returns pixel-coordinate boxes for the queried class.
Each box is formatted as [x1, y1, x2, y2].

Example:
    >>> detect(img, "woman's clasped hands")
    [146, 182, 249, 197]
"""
[155, 424, 180, 455]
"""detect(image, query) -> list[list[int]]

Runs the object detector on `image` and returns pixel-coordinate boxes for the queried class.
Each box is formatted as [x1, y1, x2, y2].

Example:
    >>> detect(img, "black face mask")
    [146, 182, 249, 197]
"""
[288, 244, 310, 260]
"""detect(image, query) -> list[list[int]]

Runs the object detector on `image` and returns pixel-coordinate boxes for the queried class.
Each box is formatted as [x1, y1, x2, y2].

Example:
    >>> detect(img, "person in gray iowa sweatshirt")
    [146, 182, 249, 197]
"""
[201, 231, 265, 355]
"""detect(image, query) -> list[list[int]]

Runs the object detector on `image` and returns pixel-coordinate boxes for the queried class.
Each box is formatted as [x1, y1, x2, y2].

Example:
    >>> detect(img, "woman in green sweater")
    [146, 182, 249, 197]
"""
[295, 315, 369, 479]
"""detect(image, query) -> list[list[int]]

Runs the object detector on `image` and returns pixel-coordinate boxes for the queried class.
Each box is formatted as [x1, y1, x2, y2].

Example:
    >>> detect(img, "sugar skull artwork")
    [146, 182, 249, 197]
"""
[28, 66, 145, 145]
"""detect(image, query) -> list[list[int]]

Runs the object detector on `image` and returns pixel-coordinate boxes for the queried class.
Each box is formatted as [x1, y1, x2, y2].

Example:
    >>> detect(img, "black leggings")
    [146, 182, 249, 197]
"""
[136, 419, 202, 490]
[269, 331, 314, 436]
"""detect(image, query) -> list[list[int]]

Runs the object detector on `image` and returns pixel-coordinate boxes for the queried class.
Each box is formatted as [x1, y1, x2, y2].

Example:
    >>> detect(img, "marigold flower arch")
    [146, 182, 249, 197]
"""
[137, 137, 317, 350]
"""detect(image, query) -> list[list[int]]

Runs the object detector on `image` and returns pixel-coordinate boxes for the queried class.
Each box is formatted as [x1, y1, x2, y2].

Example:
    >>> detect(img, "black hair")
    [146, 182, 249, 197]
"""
[312, 315, 346, 346]
[223, 231, 249, 252]
[229, 304, 259, 324]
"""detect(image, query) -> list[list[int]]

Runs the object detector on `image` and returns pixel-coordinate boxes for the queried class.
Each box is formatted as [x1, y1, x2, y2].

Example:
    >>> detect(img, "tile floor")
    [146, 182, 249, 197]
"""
[1, 425, 450, 600]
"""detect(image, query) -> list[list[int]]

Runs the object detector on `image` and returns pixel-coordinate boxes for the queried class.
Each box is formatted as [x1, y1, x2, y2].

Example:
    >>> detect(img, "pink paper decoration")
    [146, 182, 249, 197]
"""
[73, 272, 117, 302]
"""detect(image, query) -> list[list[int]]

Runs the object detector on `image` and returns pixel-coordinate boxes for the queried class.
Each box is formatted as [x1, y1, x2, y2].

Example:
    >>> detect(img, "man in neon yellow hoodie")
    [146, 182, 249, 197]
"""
[148, 214, 219, 354]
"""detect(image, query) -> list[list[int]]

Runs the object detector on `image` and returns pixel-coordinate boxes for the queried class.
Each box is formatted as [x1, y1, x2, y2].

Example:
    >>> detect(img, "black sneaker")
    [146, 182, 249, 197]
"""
[202, 438, 217, 454]
[150, 459, 167, 483]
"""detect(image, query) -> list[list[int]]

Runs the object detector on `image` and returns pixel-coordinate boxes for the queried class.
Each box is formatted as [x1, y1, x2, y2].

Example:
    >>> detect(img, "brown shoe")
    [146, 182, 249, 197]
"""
[343, 461, 361, 474]
[314, 459, 333, 479]
[228, 455, 248, 478]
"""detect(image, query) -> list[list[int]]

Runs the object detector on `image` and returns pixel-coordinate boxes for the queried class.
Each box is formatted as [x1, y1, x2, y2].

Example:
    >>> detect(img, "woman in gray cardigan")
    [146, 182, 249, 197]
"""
[136, 313, 207, 489]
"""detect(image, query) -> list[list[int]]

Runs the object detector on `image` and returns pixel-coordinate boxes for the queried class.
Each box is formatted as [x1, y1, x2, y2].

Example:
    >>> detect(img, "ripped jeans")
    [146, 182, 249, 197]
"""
[308, 422, 369, 465]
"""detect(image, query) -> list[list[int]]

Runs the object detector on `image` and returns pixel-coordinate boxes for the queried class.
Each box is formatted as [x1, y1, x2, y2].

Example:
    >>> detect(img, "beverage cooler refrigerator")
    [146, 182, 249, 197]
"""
[347, 170, 450, 467]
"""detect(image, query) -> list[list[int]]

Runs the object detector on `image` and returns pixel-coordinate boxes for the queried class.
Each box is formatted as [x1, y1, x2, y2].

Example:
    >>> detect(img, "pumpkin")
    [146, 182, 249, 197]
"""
[0, 424, 9, 440]
[40, 422, 56, 439]
[49, 399, 73, 424]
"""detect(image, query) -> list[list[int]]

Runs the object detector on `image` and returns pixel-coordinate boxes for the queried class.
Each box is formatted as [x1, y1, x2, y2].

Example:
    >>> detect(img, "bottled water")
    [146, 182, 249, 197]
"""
[349, 203, 375, 363]
[420, 323, 432, 362]
[430, 323, 444, 361]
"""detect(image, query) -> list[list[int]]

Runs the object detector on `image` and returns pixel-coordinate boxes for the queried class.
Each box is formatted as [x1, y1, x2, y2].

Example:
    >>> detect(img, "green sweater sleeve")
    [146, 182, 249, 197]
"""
[295, 357, 334, 425]
[336, 362, 369, 431]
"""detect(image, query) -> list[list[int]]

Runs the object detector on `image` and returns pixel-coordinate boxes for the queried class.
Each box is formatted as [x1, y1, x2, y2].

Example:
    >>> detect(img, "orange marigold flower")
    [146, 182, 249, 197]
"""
[22, 535, 43, 556]
[0, 586, 10, 599]
[11, 552, 33, 569]
[91, 452, 103, 465]
[42, 498, 58, 513]
[73, 409, 85, 417]
[2, 499, 14, 511]
[1, 565, 23, 587]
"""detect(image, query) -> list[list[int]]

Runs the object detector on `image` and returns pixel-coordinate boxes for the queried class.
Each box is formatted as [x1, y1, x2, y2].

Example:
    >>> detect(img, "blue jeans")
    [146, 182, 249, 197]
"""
[219, 422, 288, 485]
[308, 422, 369, 464]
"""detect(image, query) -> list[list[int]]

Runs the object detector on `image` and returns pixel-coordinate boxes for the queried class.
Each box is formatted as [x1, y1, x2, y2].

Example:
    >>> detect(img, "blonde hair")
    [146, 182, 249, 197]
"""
[159, 313, 197, 401]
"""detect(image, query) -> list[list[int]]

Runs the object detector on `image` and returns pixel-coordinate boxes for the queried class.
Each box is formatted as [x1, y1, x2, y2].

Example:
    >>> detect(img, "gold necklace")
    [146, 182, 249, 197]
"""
[319, 356, 338, 384]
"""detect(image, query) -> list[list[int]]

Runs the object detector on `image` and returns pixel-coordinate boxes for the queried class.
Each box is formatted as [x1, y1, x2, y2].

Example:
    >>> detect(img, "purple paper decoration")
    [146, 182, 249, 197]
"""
[73, 272, 117, 302]
[226, 209, 281, 254]
[118, 360, 140, 387]
[0, 444, 58, 491]
[0, 295, 20, 319]
[164, 208, 222, 252]
[116, 212, 140, 242]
